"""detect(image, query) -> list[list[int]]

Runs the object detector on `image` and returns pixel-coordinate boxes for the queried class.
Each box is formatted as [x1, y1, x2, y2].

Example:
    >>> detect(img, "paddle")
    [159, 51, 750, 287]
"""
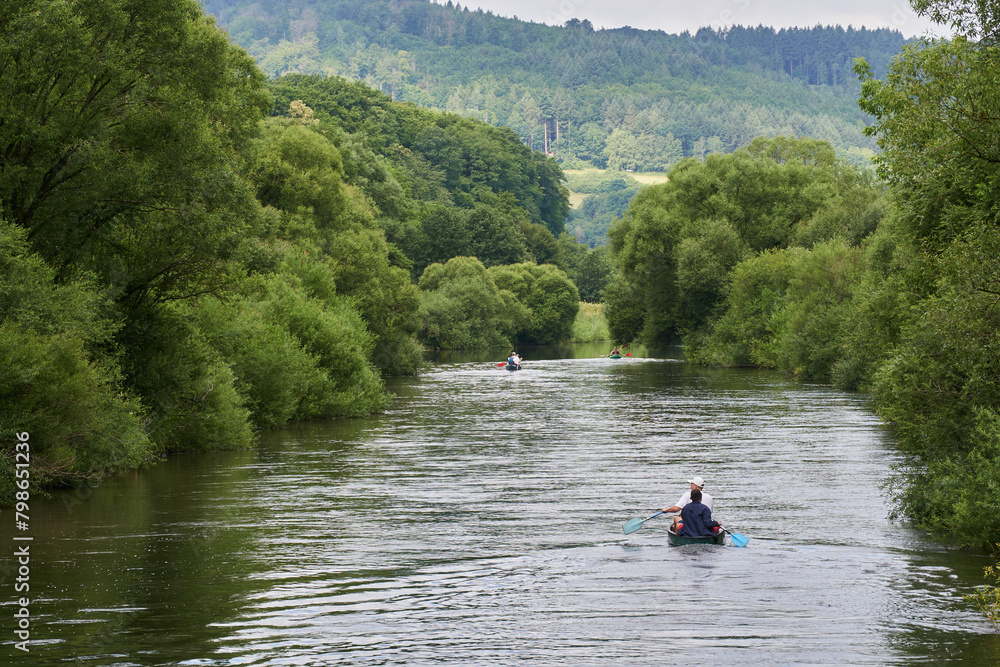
[724, 528, 749, 547]
[622, 510, 665, 535]
[497, 362, 506, 367]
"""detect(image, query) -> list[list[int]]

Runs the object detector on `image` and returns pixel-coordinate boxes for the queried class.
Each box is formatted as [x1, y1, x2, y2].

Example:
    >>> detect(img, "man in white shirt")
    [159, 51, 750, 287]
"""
[663, 476, 713, 529]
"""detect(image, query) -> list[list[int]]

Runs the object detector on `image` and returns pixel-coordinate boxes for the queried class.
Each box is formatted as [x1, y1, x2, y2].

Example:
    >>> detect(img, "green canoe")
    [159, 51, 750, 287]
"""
[608, 354, 622, 359]
[666, 525, 726, 546]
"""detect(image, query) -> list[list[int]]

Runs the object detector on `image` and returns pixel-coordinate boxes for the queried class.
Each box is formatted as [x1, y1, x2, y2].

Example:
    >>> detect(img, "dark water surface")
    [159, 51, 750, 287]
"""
[3, 344, 998, 665]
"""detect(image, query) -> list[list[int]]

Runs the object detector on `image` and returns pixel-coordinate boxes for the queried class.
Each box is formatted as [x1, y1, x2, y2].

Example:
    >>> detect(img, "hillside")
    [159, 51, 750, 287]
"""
[200, 0, 908, 169]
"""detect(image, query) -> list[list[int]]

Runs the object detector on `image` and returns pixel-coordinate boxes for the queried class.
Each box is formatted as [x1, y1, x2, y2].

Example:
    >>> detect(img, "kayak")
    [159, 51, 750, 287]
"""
[505, 364, 521, 371]
[608, 354, 622, 359]
[666, 525, 725, 546]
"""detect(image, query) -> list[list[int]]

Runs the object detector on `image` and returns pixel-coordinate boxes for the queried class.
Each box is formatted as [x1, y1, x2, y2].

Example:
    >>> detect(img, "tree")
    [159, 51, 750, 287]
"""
[249, 118, 422, 375]
[574, 246, 615, 302]
[606, 138, 849, 346]
[910, 0, 1000, 39]
[0, 0, 270, 310]
[0, 0, 275, 459]
[604, 129, 640, 171]
[417, 256, 526, 349]
[0, 220, 150, 502]
[488, 263, 580, 344]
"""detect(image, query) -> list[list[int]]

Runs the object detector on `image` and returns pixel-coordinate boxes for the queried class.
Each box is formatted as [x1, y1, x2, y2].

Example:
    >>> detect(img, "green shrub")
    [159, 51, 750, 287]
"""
[260, 274, 389, 418]
[417, 257, 527, 350]
[488, 263, 580, 345]
[572, 302, 611, 342]
[0, 325, 151, 503]
[0, 221, 151, 503]
[185, 295, 327, 428]
[121, 308, 254, 452]
[966, 549, 1000, 630]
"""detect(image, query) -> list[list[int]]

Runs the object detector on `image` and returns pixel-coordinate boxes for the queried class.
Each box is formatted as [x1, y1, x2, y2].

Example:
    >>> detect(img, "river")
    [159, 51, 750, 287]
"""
[2, 343, 998, 664]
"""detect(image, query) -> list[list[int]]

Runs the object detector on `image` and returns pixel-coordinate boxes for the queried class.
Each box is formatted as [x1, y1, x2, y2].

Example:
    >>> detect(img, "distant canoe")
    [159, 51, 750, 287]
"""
[505, 364, 521, 371]
[666, 525, 725, 546]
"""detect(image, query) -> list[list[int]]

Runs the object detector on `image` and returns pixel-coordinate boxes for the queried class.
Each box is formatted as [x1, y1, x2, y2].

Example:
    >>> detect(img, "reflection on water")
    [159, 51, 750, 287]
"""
[2, 345, 998, 665]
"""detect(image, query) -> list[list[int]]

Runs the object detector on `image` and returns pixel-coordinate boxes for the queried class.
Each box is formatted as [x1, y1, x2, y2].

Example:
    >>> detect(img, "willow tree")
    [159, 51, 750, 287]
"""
[0, 0, 271, 304]
[0, 0, 271, 460]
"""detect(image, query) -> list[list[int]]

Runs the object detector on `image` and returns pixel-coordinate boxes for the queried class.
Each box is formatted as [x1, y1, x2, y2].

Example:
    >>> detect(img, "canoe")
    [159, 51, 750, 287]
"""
[505, 364, 521, 371]
[666, 525, 726, 546]
[608, 354, 622, 359]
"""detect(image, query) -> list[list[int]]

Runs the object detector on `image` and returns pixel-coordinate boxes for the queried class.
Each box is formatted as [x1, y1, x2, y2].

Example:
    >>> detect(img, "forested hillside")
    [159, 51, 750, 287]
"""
[200, 0, 908, 169]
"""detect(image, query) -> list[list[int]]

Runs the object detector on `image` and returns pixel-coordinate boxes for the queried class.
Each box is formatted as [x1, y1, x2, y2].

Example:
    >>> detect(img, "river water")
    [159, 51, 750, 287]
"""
[3, 343, 998, 665]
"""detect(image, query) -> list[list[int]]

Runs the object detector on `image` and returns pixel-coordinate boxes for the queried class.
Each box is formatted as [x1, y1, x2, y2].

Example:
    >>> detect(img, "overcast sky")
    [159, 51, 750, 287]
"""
[447, 0, 947, 38]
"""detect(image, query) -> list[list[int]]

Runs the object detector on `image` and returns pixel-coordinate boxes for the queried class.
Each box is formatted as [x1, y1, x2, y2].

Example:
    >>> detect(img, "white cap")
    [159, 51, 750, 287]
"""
[688, 476, 705, 487]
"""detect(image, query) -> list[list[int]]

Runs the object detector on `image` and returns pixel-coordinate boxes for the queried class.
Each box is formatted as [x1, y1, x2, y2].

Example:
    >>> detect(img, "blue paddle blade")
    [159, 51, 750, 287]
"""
[728, 531, 749, 548]
[622, 518, 645, 534]
[623, 511, 663, 535]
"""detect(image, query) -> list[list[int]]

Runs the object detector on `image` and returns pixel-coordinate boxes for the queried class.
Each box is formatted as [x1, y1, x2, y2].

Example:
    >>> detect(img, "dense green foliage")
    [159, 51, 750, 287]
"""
[416, 257, 579, 350]
[0, 222, 150, 500]
[263, 73, 606, 338]
[850, 6, 1000, 549]
[417, 256, 526, 350]
[200, 0, 903, 168]
[0, 0, 577, 500]
[565, 171, 643, 248]
[267, 74, 570, 238]
[488, 263, 580, 345]
[606, 136, 883, 353]
[0, 0, 272, 495]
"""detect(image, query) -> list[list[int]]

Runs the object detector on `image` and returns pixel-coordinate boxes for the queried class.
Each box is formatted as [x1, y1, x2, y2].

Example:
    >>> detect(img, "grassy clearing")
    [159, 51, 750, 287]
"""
[628, 171, 670, 186]
[563, 168, 668, 184]
[572, 302, 611, 342]
[563, 168, 667, 210]
[568, 191, 588, 209]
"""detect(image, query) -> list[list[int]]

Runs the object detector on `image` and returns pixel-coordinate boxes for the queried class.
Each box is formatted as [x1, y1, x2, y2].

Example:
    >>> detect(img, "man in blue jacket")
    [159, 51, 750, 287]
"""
[677, 488, 720, 537]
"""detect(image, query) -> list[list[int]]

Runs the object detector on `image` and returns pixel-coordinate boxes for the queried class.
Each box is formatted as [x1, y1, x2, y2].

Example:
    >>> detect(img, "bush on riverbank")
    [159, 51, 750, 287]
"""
[0, 222, 153, 502]
[966, 554, 1000, 630]
[417, 257, 581, 350]
[417, 257, 527, 350]
[488, 263, 580, 345]
[571, 303, 611, 342]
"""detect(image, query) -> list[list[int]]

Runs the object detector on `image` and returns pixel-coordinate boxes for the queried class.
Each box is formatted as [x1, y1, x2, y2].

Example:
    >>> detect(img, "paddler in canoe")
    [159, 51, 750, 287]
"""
[663, 476, 714, 530]
[668, 487, 722, 543]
